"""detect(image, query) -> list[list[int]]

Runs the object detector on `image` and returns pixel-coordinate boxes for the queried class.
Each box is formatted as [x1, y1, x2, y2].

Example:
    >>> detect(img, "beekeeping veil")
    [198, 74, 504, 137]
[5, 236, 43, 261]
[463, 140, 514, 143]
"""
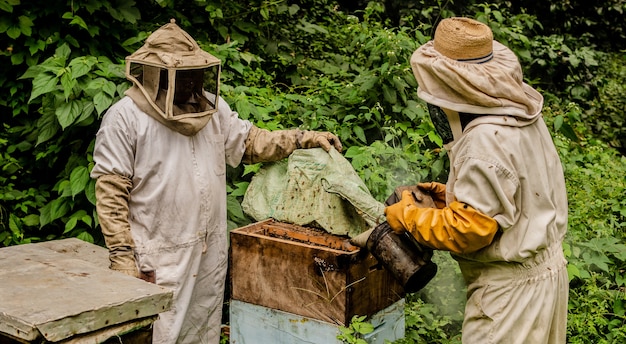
[125, 19, 221, 136]
[411, 17, 542, 146]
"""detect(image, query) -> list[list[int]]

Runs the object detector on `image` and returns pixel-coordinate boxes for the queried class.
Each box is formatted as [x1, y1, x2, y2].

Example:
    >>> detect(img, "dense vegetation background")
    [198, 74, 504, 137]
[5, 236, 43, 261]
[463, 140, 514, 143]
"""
[1, 0, 625, 342]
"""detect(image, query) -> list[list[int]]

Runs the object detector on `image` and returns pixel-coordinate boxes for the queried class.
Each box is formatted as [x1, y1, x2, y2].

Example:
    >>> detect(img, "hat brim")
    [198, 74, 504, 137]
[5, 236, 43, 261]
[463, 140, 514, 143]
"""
[411, 40, 542, 119]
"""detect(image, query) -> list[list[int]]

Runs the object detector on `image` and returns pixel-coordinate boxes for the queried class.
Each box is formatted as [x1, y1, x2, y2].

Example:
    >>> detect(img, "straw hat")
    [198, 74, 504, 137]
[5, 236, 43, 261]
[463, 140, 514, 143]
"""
[434, 17, 493, 62]
[410, 17, 542, 118]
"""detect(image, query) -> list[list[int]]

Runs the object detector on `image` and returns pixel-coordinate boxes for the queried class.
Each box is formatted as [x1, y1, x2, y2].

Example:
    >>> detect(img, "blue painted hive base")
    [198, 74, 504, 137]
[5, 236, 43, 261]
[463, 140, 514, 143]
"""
[229, 299, 405, 344]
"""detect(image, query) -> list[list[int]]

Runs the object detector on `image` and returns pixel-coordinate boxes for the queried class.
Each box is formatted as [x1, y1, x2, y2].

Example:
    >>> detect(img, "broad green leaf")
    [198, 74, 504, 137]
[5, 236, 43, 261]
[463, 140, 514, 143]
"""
[382, 84, 397, 104]
[77, 231, 94, 243]
[431, 158, 444, 178]
[559, 123, 579, 142]
[60, 72, 76, 100]
[260, 7, 269, 20]
[36, 111, 60, 145]
[10, 52, 23, 65]
[64, 216, 77, 234]
[49, 198, 70, 222]
[70, 166, 90, 197]
[102, 80, 117, 97]
[76, 99, 95, 123]
[242, 163, 261, 176]
[7, 25, 20, 39]
[566, 264, 580, 281]
[553, 114, 563, 131]
[28, 39, 46, 55]
[93, 91, 113, 115]
[85, 178, 97, 205]
[353, 126, 366, 143]
[55, 43, 71, 60]
[427, 131, 443, 148]
[0, 0, 19, 12]
[56, 99, 83, 129]
[22, 214, 40, 227]
[29, 73, 58, 102]
[235, 97, 253, 119]
[81, 213, 93, 227]
[227, 195, 246, 222]
[9, 213, 21, 236]
[0, 17, 10, 32]
[69, 15, 88, 30]
[117, 1, 141, 24]
[20, 64, 43, 79]
[230, 181, 250, 197]
[69, 56, 97, 79]
[56, 179, 71, 197]
[357, 74, 378, 92]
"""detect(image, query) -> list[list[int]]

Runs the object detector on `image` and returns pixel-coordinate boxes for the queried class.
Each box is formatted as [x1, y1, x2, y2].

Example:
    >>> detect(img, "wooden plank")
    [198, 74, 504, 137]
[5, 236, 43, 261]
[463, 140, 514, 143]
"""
[0, 242, 172, 342]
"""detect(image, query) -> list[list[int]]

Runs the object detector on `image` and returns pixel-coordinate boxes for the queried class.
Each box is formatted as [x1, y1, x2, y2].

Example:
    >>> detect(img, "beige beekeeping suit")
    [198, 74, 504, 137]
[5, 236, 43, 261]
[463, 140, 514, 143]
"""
[91, 20, 341, 344]
[394, 17, 569, 343]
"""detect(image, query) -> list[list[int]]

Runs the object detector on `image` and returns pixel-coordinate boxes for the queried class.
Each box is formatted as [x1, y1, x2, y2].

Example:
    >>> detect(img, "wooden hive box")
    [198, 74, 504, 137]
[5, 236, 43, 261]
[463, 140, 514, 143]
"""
[229, 219, 405, 326]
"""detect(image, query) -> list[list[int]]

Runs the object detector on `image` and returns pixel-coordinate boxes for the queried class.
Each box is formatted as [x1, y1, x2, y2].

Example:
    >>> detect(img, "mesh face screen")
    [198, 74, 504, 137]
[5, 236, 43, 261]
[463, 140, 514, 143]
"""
[427, 103, 453, 144]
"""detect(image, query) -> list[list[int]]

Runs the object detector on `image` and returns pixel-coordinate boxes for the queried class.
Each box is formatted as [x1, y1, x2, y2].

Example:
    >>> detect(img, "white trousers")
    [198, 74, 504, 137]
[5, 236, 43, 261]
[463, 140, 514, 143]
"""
[458, 245, 568, 344]
[146, 237, 227, 344]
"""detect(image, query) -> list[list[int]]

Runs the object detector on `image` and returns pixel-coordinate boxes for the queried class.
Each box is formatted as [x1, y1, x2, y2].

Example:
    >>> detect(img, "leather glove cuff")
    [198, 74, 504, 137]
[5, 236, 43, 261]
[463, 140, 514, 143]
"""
[109, 252, 139, 278]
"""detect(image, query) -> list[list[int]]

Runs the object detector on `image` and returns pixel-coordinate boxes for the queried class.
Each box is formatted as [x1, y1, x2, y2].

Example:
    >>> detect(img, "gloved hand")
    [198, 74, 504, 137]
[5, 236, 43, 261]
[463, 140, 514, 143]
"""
[243, 126, 342, 164]
[385, 185, 436, 208]
[417, 182, 447, 208]
[299, 131, 342, 153]
[350, 185, 434, 248]
[384, 190, 499, 254]
[109, 251, 140, 278]
[96, 174, 142, 277]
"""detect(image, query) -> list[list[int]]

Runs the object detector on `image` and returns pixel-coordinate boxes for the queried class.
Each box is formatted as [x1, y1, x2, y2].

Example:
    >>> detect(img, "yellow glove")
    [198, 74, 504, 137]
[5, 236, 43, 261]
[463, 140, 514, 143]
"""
[384, 190, 498, 254]
[417, 182, 447, 208]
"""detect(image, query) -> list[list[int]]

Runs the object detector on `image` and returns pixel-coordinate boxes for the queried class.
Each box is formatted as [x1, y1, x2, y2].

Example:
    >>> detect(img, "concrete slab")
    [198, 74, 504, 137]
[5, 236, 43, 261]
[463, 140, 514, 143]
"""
[0, 239, 172, 342]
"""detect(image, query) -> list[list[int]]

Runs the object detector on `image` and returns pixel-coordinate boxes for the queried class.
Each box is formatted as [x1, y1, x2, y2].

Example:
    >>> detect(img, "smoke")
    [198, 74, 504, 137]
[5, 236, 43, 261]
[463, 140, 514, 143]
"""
[414, 251, 466, 328]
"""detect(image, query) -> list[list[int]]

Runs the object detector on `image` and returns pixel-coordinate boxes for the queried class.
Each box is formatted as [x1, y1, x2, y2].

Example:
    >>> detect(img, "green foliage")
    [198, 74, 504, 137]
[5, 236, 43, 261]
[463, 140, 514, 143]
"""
[1, 1, 626, 343]
[337, 315, 375, 344]
[544, 95, 626, 342]
[581, 53, 626, 154]
[394, 298, 461, 344]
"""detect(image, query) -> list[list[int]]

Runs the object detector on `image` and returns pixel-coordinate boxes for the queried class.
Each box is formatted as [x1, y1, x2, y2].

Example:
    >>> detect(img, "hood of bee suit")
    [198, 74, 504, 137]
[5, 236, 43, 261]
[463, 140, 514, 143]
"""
[410, 17, 543, 122]
[124, 19, 222, 136]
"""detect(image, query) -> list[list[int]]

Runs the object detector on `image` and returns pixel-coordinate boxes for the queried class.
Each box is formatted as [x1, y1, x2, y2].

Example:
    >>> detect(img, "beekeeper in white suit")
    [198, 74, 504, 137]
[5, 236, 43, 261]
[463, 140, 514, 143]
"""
[90, 19, 341, 344]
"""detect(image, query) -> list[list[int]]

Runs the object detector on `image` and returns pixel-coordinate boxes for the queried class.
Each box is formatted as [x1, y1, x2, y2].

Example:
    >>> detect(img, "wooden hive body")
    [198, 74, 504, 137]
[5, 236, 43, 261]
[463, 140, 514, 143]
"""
[230, 219, 404, 326]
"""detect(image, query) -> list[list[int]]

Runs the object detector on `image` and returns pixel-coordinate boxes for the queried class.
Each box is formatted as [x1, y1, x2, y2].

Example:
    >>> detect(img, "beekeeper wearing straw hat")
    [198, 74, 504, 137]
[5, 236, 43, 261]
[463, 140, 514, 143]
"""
[90, 19, 341, 344]
[384, 17, 568, 343]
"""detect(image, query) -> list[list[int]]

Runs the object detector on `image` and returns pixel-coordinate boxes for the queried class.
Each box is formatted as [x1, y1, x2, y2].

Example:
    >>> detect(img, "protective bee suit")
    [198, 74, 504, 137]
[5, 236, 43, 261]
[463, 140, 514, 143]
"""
[385, 18, 568, 343]
[90, 20, 341, 344]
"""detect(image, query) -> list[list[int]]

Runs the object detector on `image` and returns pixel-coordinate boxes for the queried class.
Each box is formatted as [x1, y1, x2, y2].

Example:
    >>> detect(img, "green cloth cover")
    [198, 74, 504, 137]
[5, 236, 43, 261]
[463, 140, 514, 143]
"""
[242, 148, 385, 238]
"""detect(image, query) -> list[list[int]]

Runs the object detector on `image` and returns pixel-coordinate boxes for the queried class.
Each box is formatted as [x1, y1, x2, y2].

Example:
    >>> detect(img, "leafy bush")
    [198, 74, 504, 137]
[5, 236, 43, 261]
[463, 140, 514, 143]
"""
[580, 53, 626, 155]
[2, 1, 626, 343]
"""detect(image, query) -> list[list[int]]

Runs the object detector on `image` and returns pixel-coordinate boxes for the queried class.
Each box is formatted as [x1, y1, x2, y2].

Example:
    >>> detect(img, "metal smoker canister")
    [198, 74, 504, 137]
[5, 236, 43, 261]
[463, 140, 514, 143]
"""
[366, 222, 437, 293]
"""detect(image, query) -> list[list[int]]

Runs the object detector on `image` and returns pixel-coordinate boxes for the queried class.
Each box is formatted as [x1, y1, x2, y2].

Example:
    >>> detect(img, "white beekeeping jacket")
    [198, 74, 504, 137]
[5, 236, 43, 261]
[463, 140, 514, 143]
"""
[91, 95, 251, 343]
